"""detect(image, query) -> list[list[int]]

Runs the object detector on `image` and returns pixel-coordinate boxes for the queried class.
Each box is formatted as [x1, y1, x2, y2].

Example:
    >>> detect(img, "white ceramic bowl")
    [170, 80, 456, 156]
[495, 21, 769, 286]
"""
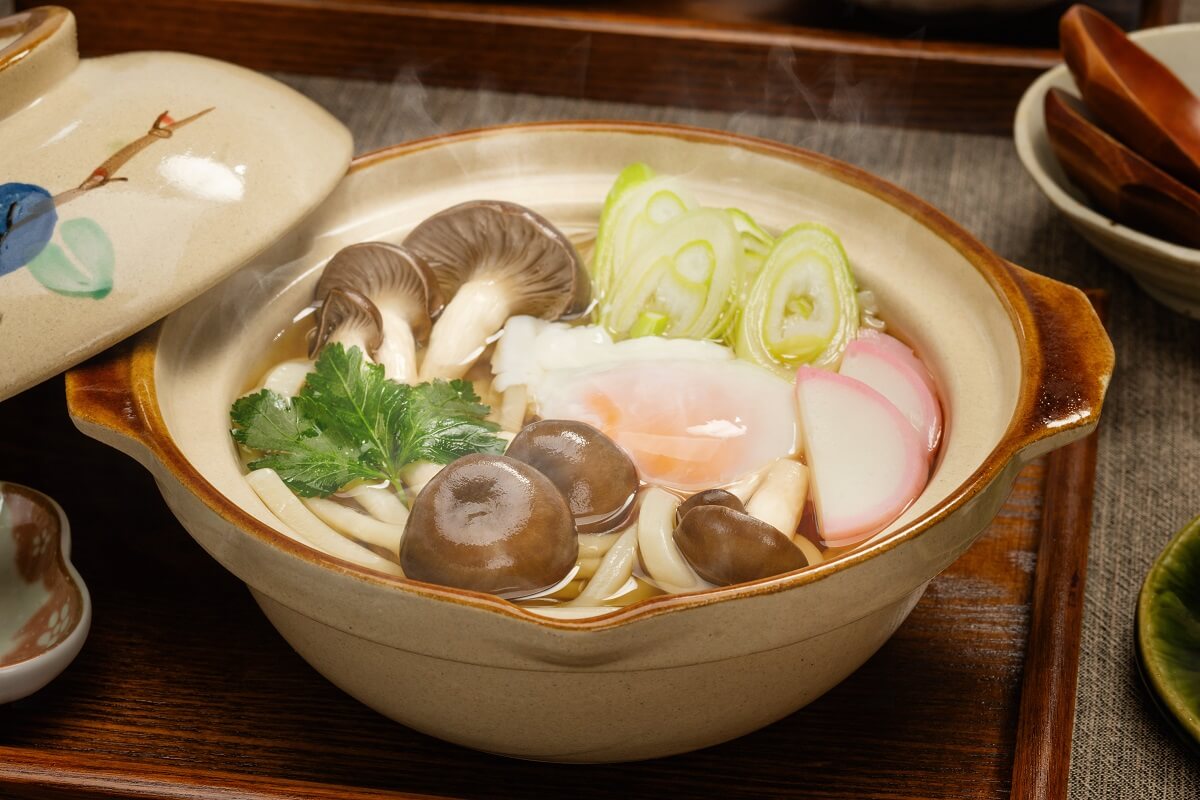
[67, 122, 1112, 762]
[1015, 23, 1200, 319]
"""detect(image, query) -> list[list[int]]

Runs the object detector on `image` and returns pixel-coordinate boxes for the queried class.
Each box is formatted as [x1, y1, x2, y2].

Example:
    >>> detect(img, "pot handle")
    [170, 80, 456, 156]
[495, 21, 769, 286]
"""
[65, 338, 158, 465]
[0, 7, 79, 123]
[1004, 264, 1113, 461]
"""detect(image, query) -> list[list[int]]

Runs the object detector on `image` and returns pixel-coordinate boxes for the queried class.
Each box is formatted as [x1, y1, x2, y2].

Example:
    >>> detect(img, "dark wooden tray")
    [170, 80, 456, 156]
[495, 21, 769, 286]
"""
[15, 1, 1179, 134]
[0, 296, 1107, 799]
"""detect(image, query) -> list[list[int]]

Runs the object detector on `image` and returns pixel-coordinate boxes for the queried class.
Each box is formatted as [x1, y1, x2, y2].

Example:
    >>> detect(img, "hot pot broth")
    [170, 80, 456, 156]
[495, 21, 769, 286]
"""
[230, 164, 944, 614]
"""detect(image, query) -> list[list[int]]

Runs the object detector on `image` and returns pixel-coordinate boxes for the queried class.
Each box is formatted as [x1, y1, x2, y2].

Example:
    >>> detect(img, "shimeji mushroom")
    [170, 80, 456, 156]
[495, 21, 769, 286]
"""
[505, 420, 639, 535]
[403, 201, 591, 381]
[673, 505, 807, 586]
[309, 242, 443, 383]
[399, 454, 579, 598]
[677, 488, 746, 519]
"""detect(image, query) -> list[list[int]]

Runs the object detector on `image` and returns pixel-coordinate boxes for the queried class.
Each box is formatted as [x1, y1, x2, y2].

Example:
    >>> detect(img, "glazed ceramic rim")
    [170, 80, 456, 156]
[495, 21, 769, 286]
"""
[1136, 513, 1200, 748]
[0, 6, 67, 71]
[1014, 22, 1200, 267]
[70, 120, 1109, 632]
[0, 482, 92, 679]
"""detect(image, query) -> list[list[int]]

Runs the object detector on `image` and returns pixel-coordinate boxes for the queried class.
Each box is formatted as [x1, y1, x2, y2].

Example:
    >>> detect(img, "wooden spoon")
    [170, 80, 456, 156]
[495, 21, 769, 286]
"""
[1060, 4, 1200, 190]
[1044, 87, 1200, 249]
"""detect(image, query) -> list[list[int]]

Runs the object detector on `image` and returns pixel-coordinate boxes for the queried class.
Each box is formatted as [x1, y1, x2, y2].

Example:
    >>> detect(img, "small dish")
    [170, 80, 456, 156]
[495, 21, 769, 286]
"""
[1137, 513, 1200, 751]
[0, 481, 91, 704]
[1015, 21, 1200, 318]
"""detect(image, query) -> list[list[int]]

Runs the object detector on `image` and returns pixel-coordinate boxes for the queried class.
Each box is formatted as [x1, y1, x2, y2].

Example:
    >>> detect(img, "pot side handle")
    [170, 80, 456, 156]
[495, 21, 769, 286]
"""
[65, 340, 157, 466]
[1005, 264, 1114, 461]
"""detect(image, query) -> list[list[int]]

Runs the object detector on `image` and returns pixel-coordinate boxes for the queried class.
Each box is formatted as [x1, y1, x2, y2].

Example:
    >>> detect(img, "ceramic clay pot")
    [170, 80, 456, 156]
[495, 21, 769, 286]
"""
[67, 122, 1113, 762]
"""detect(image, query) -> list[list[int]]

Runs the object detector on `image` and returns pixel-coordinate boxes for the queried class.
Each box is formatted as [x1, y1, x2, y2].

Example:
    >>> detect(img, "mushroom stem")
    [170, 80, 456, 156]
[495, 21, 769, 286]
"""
[419, 282, 512, 381]
[331, 328, 373, 362]
[326, 312, 416, 385]
[744, 459, 810, 540]
[375, 306, 419, 384]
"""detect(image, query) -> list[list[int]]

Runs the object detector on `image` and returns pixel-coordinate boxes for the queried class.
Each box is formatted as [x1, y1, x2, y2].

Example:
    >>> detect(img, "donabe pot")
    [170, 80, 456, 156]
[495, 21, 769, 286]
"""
[66, 122, 1113, 763]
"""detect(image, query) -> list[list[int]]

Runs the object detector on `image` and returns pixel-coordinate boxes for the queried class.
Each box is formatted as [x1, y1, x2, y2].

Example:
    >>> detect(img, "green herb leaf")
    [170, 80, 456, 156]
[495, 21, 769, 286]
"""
[296, 343, 407, 474]
[394, 379, 506, 465]
[231, 389, 388, 497]
[230, 344, 505, 497]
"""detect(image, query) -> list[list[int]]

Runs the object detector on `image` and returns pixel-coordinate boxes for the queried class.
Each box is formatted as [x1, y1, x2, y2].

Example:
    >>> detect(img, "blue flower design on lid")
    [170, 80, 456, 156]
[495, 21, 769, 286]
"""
[0, 183, 57, 278]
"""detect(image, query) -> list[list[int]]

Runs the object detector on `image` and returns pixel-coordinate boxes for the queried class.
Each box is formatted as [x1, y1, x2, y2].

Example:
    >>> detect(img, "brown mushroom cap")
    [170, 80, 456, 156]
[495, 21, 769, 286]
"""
[505, 420, 639, 534]
[309, 242, 443, 358]
[402, 200, 590, 321]
[308, 287, 384, 360]
[673, 505, 807, 587]
[677, 489, 746, 520]
[400, 454, 578, 598]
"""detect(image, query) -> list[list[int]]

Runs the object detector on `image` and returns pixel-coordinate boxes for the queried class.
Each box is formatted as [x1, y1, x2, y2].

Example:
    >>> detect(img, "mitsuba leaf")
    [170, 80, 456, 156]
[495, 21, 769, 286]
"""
[395, 379, 506, 465]
[296, 343, 406, 473]
[230, 345, 504, 497]
[231, 389, 387, 496]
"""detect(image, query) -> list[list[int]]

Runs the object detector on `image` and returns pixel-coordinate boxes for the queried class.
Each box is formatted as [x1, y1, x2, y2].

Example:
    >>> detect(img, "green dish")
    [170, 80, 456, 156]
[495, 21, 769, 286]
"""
[1137, 513, 1200, 751]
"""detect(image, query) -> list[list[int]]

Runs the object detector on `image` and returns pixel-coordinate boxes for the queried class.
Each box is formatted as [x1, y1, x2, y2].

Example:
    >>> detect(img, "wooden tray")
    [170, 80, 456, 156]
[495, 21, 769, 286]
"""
[14, 1, 1180, 134]
[0, 295, 1107, 799]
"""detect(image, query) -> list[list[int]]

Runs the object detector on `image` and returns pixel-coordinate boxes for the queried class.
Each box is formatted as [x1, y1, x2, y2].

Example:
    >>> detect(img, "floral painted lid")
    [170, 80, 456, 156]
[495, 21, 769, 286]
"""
[0, 7, 353, 401]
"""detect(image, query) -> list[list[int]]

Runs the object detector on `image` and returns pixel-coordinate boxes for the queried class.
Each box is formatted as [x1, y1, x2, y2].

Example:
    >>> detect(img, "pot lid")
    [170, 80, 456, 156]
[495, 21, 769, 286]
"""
[0, 7, 353, 402]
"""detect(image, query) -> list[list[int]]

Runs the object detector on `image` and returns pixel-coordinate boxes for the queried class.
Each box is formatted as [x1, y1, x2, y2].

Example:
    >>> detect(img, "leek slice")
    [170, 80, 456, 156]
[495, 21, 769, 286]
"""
[728, 208, 773, 255]
[728, 207, 773, 288]
[591, 163, 696, 303]
[735, 223, 859, 374]
[601, 208, 740, 340]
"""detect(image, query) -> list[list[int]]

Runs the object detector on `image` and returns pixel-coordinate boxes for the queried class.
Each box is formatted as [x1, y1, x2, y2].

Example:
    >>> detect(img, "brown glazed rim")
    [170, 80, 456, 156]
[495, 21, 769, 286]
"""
[65, 121, 1113, 632]
[0, 6, 68, 73]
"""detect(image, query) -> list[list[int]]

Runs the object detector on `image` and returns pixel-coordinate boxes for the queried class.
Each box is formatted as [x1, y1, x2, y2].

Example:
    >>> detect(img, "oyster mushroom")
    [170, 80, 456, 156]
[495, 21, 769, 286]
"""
[673, 505, 807, 587]
[505, 420, 638, 534]
[400, 454, 578, 598]
[309, 242, 443, 383]
[403, 201, 590, 381]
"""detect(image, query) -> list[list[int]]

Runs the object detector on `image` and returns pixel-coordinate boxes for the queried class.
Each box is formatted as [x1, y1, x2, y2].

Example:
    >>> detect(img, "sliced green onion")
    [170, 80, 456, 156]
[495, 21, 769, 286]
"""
[602, 208, 740, 341]
[591, 164, 696, 304]
[727, 208, 773, 300]
[735, 223, 859, 375]
[630, 311, 670, 338]
[728, 208, 773, 255]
